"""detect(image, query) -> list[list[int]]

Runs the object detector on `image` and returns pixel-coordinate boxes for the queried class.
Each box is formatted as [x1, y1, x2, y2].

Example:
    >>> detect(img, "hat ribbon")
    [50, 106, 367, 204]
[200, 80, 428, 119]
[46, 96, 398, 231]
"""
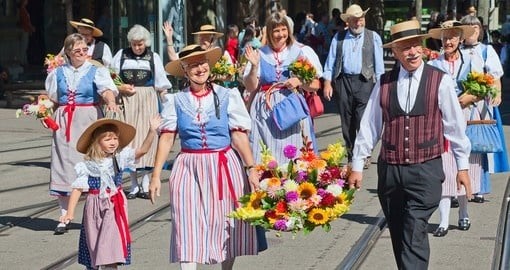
[391, 29, 421, 41]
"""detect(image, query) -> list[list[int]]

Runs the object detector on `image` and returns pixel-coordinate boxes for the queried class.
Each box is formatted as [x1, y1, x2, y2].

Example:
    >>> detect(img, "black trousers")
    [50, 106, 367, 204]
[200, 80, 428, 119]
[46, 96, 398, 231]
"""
[333, 74, 374, 160]
[377, 157, 444, 270]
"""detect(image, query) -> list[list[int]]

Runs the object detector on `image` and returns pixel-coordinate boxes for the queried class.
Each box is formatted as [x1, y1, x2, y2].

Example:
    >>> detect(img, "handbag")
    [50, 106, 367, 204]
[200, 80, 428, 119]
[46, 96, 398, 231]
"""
[304, 91, 324, 118]
[465, 103, 503, 153]
[265, 83, 309, 131]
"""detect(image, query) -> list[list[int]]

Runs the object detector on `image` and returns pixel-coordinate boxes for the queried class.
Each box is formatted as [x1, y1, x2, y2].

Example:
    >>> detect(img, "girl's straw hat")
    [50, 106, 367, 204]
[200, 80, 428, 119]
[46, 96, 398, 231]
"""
[164, 44, 222, 77]
[382, 20, 430, 48]
[69, 18, 103, 37]
[76, 119, 136, 154]
[192, 24, 224, 38]
[428, 20, 475, 40]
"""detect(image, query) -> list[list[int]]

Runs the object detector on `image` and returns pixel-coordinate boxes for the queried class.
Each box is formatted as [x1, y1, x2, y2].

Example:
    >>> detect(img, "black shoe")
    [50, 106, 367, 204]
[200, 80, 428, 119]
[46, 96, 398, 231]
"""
[433, 227, 448, 237]
[54, 225, 67, 235]
[470, 195, 485, 203]
[458, 218, 471, 230]
[137, 191, 149, 199]
[126, 193, 137, 200]
[451, 197, 459, 208]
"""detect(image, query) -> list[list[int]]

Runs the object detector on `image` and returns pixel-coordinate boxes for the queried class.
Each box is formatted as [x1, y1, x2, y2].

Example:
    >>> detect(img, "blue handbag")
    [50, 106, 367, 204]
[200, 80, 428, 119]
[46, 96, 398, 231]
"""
[465, 103, 503, 153]
[265, 84, 309, 131]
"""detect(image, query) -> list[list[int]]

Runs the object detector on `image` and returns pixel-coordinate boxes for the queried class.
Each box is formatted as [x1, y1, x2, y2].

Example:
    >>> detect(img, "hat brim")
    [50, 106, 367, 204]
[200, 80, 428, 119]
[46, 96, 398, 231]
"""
[192, 31, 224, 38]
[382, 34, 430, 48]
[70, 21, 103, 37]
[165, 47, 223, 77]
[76, 119, 136, 154]
[428, 25, 475, 40]
[340, 8, 369, 22]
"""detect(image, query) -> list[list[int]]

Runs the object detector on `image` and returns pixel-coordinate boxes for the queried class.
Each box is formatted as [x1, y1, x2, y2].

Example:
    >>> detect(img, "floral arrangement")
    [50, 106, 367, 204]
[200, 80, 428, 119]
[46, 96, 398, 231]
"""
[210, 55, 236, 82]
[288, 57, 317, 84]
[16, 95, 59, 131]
[44, 53, 65, 74]
[109, 68, 124, 86]
[462, 71, 498, 98]
[229, 140, 355, 236]
[422, 48, 439, 62]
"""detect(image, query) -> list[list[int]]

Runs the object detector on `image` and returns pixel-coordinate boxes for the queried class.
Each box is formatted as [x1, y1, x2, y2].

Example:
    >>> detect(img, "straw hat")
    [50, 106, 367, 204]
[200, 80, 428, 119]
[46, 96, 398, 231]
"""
[428, 20, 475, 40]
[69, 18, 103, 37]
[192, 24, 224, 38]
[382, 20, 430, 48]
[164, 44, 222, 77]
[76, 119, 136, 154]
[340, 4, 369, 22]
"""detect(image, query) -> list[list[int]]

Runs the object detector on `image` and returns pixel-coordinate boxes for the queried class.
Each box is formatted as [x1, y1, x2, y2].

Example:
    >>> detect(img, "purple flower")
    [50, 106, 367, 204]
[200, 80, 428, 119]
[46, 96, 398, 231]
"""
[317, 188, 327, 197]
[337, 179, 346, 187]
[267, 160, 278, 170]
[274, 219, 288, 231]
[286, 191, 299, 202]
[283, 145, 298, 159]
[296, 171, 307, 183]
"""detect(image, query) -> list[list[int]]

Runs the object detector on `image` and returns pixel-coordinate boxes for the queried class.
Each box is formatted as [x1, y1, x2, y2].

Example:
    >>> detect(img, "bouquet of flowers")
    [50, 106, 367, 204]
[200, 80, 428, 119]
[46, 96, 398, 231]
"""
[210, 55, 236, 82]
[229, 139, 355, 236]
[109, 68, 124, 86]
[461, 71, 498, 99]
[16, 95, 59, 131]
[288, 57, 317, 84]
[422, 48, 439, 62]
[44, 53, 65, 74]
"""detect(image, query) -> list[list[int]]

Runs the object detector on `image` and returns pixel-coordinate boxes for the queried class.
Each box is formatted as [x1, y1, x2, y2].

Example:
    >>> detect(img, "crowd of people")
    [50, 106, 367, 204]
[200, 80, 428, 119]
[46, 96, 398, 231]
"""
[39, 3, 510, 270]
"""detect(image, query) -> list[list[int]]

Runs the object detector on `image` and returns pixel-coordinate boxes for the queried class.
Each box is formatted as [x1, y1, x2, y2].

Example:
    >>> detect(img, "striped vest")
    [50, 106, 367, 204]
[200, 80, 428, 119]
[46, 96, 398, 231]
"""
[379, 64, 445, 164]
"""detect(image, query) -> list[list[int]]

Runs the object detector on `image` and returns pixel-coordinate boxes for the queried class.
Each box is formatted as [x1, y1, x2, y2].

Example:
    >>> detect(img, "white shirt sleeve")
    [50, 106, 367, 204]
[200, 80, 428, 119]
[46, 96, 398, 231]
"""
[72, 162, 90, 190]
[159, 93, 177, 132]
[153, 52, 172, 91]
[45, 70, 58, 102]
[351, 82, 383, 171]
[111, 50, 122, 73]
[437, 75, 471, 170]
[102, 43, 113, 68]
[227, 87, 251, 130]
[94, 66, 118, 96]
[118, 147, 136, 172]
[485, 45, 504, 79]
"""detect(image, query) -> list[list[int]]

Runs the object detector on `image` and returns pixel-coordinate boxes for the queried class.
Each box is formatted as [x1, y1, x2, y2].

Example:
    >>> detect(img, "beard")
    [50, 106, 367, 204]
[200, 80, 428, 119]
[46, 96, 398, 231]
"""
[349, 26, 365, 35]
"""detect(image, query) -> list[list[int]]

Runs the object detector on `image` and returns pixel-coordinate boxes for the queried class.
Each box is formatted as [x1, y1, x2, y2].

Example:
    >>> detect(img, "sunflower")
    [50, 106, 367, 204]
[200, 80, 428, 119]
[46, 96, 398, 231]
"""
[248, 191, 266, 209]
[298, 182, 317, 199]
[307, 208, 329, 225]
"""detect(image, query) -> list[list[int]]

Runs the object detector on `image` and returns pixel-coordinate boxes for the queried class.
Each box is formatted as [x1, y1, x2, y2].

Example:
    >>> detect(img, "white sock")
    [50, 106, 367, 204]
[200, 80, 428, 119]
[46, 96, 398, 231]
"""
[141, 172, 150, 192]
[438, 196, 451, 229]
[221, 258, 235, 270]
[58, 196, 69, 216]
[180, 262, 197, 270]
[129, 171, 139, 194]
[458, 195, 469, 220]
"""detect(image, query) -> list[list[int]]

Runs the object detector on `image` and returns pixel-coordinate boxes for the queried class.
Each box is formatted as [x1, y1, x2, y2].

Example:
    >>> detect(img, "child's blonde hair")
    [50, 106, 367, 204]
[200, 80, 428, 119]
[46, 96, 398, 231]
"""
[84, 124, 120, 161]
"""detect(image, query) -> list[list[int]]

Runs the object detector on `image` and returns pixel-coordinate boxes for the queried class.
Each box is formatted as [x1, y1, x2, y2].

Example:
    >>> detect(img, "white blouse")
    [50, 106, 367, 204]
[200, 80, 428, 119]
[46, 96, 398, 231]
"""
[72, 147, 136, 198]
[159, 85, 251, 132]
[44, 61, 118, 102]
[111, 49, 172, 91]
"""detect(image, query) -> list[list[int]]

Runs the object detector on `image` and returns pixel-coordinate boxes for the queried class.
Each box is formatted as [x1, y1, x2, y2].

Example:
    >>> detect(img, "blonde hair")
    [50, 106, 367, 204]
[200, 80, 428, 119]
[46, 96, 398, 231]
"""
[84, 124, 120, 161]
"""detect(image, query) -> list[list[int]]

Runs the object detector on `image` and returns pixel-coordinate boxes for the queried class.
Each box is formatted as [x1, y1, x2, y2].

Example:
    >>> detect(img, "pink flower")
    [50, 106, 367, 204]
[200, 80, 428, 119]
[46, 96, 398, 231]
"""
[267, 160, 278, 170]
[283, 145, 298, 159]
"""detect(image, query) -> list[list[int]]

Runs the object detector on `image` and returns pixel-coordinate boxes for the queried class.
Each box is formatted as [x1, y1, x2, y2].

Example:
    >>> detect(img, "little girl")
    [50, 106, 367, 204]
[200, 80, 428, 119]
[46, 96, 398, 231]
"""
[60, 116, 161, 269]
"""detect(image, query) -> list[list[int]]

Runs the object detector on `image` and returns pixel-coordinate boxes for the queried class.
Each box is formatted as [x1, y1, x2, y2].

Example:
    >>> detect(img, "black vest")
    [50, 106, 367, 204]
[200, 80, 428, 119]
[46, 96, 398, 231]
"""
[333, 29, 375, 81]
[91, 41, 106, 64]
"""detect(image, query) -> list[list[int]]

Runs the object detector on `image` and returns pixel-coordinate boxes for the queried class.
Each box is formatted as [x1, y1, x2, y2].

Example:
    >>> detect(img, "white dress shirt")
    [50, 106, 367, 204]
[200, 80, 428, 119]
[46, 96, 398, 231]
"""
[351, 62, 471, 172]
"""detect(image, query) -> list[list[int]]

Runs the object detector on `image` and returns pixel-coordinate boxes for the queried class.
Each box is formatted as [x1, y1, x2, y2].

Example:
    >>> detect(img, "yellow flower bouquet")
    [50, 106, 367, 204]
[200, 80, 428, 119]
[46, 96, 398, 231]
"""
[210, 55, 236, 82]
[288, 56, 317, 84]
[461, 71, 498, 98]
[229, 139, 355, 236]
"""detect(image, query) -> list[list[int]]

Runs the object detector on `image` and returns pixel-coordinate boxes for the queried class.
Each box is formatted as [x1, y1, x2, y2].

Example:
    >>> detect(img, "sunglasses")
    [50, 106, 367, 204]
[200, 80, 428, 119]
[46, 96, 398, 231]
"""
[72, 47, 89, 54]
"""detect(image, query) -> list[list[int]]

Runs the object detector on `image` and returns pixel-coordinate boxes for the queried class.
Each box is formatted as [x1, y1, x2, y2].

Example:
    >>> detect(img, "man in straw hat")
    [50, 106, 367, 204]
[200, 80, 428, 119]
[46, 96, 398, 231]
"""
[348, 20, 472, 269]
[322, 4, 384, 168]
[69, 18, 113, 66]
